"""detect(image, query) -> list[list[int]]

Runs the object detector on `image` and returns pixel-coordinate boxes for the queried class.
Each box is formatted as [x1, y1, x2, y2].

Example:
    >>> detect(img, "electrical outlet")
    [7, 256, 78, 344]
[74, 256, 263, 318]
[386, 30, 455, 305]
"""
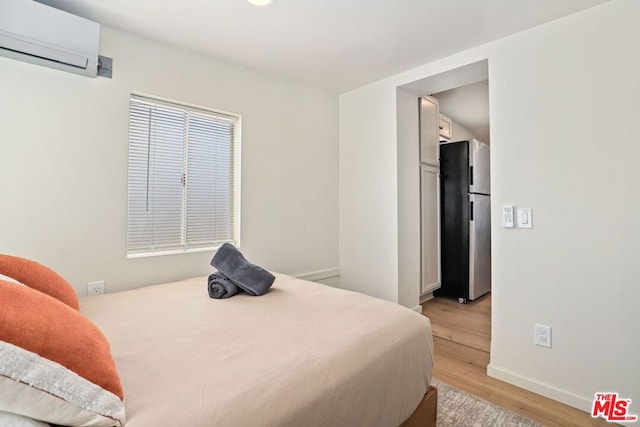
[535, 324, 551, 348]
[87, 281, 105, 296]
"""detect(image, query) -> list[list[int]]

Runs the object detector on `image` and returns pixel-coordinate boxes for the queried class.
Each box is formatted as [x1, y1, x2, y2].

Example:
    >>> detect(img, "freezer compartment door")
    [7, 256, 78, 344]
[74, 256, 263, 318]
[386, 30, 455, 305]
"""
[469, 193, 491, 300]
[438, 147, 470, 300]
[469, 139, 490, 195]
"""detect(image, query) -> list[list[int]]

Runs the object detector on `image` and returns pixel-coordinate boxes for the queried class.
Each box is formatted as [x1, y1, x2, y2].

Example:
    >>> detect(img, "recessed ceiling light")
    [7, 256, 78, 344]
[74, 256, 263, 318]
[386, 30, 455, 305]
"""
[247, 0, 276, 6]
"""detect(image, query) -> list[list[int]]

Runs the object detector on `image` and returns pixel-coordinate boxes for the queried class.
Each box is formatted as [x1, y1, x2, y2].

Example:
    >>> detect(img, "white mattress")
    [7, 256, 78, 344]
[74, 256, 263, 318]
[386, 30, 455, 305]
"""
[80, 274, 433, 427]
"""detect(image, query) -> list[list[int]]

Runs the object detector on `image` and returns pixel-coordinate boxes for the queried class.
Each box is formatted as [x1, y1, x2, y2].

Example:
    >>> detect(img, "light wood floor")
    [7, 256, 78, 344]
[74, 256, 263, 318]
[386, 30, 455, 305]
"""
[422, 295, 609, 427]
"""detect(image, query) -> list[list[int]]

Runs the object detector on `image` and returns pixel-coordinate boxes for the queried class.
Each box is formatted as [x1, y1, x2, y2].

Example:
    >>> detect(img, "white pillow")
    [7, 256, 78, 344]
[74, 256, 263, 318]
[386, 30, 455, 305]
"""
[0, 411, 50, 427]
[0, 339, 125, 427]
[0, 273, 25, 286]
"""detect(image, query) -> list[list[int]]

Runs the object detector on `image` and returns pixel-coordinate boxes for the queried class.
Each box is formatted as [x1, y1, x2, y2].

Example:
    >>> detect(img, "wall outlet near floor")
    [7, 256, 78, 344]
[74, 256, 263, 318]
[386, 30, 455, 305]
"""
[535, 324, 551, 348]
[87, 281, 105, 296]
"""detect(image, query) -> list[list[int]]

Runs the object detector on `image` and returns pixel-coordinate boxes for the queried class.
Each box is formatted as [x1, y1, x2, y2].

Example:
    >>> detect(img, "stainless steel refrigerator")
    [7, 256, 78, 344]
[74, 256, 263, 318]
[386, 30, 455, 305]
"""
[436, 139, 491, 303]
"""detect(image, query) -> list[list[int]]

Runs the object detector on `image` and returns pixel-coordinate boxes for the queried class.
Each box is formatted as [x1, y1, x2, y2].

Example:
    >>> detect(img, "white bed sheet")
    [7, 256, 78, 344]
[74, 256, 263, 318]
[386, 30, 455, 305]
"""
[80, 274, 433, 427]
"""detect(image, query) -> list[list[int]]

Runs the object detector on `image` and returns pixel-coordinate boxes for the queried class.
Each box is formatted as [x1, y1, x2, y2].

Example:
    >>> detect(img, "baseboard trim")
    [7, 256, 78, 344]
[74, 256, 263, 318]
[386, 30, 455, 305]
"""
[420, 292, 434, 304]
[296, 267, 341, 282]
[487, 364, 592, 413]
[412, 305, 422, 313]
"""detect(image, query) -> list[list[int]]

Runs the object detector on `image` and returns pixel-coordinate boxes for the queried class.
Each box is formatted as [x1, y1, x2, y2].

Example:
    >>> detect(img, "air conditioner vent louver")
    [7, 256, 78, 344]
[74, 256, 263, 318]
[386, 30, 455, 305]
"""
[0, 0, 100, 77]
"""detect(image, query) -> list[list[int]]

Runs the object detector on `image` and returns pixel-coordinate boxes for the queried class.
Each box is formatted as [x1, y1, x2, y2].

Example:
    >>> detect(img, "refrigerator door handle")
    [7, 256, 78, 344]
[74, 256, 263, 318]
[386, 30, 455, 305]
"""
[470, 200, 474, 221]
[469, 166, 474, 186]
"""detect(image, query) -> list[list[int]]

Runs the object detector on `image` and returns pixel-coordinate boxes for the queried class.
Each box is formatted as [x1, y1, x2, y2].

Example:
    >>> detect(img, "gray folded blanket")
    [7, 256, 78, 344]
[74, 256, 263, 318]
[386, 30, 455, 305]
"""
[210, 243, 275, 296]
[207, 273, 241, 299]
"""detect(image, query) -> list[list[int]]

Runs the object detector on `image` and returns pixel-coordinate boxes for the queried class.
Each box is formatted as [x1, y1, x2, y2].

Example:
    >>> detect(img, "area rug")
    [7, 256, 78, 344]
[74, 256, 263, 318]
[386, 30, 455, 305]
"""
[432, 378, 543, 427]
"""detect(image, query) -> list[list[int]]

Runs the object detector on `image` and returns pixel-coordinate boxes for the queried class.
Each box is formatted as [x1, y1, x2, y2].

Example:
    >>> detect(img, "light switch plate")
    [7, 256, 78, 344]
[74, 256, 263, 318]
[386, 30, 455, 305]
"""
[503, 205, 515, 228]
[517, 208, 533, 228]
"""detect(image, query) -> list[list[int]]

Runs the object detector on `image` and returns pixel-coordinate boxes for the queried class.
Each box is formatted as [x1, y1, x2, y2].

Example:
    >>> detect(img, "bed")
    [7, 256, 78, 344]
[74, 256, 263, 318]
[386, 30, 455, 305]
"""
[0, 254, 436, 426]
[80, 273, 436, 427]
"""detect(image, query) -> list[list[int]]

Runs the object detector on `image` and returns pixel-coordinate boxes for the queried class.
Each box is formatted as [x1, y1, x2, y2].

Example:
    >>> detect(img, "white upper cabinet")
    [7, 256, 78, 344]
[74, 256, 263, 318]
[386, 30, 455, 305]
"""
[420, 96, 439, 165]
[439, 114, 452, 140]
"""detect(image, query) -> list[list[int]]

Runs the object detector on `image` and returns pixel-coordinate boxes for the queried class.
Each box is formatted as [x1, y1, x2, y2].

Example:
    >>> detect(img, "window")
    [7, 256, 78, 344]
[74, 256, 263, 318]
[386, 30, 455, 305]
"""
[127, 94, 240, 257]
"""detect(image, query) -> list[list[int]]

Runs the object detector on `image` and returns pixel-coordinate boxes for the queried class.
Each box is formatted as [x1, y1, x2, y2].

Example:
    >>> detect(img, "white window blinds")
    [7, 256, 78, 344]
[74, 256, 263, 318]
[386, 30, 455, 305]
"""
[127, 95, 239, 256]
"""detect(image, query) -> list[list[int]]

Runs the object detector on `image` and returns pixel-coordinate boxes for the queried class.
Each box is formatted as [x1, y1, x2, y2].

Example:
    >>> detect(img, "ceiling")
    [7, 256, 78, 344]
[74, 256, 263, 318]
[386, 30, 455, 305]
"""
[434, 80, 490, 140]
[37, 0, 610, 93]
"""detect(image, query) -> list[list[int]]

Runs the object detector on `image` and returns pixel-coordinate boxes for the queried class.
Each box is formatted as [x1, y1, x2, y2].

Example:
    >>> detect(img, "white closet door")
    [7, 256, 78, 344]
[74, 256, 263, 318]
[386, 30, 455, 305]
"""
[419, 96, 440, 166]
[421, 164, 441, 295]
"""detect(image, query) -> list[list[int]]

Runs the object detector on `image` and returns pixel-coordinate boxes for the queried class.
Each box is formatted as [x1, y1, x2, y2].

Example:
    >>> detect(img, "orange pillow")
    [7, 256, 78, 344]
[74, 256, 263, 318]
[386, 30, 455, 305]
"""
[0, 254, 79, 309]
[0, 281, 125, 426]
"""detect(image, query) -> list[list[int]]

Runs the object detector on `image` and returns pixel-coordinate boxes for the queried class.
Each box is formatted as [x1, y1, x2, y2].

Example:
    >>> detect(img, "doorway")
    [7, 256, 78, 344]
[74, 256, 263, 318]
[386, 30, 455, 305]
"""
[396, 58, 492, 361]
[426, 79, 492, 353]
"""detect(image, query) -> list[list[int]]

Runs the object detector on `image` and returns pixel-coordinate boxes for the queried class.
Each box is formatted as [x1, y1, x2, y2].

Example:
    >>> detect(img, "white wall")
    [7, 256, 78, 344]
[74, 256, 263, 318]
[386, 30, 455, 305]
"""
[0, 26, 339, 295]
[396, 88, 421, 309]
[340, 0, 639, 415]
[339, 82, 399, 301]
[449, 120, 480, 142]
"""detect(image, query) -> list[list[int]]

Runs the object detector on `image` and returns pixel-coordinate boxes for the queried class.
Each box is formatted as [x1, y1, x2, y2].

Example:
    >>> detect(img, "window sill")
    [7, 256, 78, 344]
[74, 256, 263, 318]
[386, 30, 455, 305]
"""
[127, 245, 231, 259]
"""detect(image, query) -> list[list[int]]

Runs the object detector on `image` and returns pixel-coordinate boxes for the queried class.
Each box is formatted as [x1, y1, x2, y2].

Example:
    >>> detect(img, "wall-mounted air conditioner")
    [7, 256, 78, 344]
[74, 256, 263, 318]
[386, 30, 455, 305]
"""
[0, 0, 100, 77]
